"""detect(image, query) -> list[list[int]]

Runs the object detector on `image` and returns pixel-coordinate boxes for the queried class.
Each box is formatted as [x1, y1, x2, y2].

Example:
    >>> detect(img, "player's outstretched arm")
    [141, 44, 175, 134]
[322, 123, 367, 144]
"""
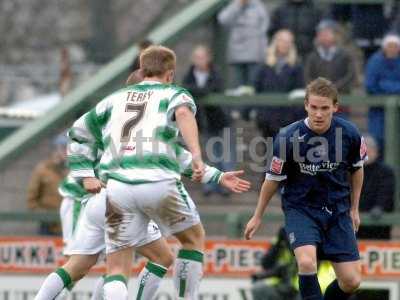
[178, 148, 250, 192]
[175, 105, 204, 182]
[350, 167, 364, 232]
[244, 179, 280, 240]
[219, 170, 251, 193]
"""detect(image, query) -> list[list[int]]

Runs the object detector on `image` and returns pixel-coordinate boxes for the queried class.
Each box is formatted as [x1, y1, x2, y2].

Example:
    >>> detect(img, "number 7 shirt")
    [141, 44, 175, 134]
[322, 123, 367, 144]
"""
[67, 80, 197, 184]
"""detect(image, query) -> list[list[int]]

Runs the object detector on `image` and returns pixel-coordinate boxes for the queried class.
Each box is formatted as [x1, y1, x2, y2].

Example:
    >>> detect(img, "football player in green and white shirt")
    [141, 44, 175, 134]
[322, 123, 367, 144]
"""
[67, 45, 249, 300]
[36, 171, 163, 300]
[57, 175, 105, 299]
[36, 62, 250, 300]
[35, 139, 249, 300]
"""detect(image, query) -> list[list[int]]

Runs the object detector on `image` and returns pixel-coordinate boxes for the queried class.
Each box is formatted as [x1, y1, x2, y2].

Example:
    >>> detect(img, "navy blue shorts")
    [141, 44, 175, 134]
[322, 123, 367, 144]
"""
[284, 206, 360, 263]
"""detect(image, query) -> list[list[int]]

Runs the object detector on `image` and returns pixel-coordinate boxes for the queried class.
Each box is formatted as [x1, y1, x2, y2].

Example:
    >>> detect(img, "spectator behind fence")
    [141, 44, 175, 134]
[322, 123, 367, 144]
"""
[305, 20, 355, 94]
[357, 135, 395, 240]
[218, 0, 268, 87]
[182, 45, 234, 196]
[268, 0, 322, 60]
[129, 39, 153, 72]
[365, 33, 400, 153]
[27, 134, 68, 235]
[254, 29, 305, 140]
[330, 4, 389, 60]
[392, 4, 400, 35]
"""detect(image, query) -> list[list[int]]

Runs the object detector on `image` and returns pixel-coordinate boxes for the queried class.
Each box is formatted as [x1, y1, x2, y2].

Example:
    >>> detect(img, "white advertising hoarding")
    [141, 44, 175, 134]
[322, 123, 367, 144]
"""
[0, 276, 398, 300]
[0, 276, 253, 300]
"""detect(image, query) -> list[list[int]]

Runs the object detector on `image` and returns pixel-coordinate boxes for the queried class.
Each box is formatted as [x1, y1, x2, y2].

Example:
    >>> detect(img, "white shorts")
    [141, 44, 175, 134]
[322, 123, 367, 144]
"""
[60, 197, 77, 253]
[66, 189, 162, 256]
[105, 179, 201, 254]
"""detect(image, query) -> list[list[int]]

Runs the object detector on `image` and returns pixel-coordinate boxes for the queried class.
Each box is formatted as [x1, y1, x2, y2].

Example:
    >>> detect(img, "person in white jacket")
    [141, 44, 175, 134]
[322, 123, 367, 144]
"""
[218, 0, 269, 86]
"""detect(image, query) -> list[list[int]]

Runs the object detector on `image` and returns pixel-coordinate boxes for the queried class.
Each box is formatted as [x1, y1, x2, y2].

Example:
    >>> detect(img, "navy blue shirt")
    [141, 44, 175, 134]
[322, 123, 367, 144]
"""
[266, 116, 367, 212]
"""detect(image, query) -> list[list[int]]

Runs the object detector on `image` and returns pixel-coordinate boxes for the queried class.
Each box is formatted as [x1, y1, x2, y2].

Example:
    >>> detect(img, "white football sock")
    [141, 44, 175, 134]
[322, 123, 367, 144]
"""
[34, 268, 72, 300]
[90, 275, 105, 300]
[173, 249, 204, 300]
[135, 261, 168, 300]
[103, 275, 128, 300]
[54, 288, 70, 300]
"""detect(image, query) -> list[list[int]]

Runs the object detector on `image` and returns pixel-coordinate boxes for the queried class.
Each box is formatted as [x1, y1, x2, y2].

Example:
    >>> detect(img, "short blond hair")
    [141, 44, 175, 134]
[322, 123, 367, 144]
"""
[140, 45, 176, 77]
[305, 77, 339, 105]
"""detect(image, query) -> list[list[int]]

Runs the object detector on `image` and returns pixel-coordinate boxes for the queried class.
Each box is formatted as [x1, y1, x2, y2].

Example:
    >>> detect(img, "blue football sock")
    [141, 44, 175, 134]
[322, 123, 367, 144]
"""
[299, 273, 323, 300]
[324, 279, 352, 300]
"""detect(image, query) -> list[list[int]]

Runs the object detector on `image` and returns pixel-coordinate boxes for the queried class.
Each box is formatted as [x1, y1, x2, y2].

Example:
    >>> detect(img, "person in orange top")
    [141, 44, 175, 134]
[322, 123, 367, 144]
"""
[27, 134, 68, 235]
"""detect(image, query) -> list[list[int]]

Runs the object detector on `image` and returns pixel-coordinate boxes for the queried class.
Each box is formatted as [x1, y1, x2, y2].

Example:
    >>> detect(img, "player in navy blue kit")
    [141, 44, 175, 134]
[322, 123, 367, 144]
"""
[245, 77, 367, 300]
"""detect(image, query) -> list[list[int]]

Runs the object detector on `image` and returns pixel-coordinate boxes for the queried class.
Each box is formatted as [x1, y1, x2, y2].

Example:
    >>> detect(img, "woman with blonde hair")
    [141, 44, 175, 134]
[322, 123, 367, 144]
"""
[255, 29, 303, 92]
[254, 29, 305, 153]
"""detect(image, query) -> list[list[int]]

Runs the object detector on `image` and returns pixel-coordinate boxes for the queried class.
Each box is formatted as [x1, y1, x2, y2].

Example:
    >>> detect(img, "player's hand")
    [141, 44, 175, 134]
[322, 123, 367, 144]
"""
[350, 209, 360, 232]
[191, 156, 205, 182]
[244, 216, 262, 240]
[82, 177, 105, 193]
[220, 170, 251, 193]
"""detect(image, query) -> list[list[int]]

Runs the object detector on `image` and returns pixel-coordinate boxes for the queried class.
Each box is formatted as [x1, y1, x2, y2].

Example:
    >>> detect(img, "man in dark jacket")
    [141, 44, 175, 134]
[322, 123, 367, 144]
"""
[182, 45, 234, 196]
[305, 20, 355, 94]
[330, 3, 389, 60]
[358, 135, 395, 240]
[365, 35, 400, 95]
[268, 0, 322, 60]
[365, 33, 400, 153]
